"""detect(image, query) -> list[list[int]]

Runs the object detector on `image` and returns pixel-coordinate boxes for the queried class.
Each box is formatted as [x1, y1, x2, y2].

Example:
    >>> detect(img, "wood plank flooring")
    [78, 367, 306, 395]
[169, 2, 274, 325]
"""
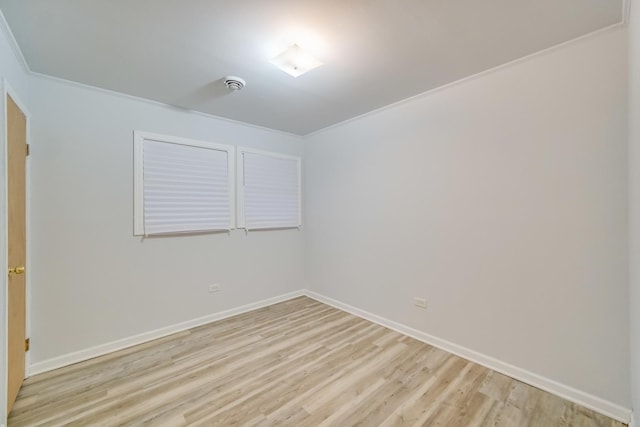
[8, 297, 626, 426]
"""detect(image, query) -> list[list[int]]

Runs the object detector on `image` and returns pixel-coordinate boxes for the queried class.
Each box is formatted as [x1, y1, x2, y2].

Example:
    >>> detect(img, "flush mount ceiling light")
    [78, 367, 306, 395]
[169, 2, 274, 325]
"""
[269, 44, 323, 77]
[224, 76, 246, 91]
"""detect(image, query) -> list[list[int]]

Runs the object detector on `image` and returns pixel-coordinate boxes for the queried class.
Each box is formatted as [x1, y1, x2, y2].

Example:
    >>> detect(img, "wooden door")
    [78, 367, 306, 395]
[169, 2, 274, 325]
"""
[7, 94, 27, 413]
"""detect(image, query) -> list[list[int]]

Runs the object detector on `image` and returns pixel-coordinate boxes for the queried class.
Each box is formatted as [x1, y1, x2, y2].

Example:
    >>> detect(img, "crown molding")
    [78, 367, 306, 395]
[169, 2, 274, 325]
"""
[305, 21, 626, 138]
[0, 9, 30, 74]
[0, 9, 301, 139]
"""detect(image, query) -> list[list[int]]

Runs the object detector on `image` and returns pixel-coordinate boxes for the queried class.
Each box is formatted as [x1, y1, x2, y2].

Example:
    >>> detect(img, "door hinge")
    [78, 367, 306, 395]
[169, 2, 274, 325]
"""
[25, 338, 30, 352]
[26, 144, 30, 156]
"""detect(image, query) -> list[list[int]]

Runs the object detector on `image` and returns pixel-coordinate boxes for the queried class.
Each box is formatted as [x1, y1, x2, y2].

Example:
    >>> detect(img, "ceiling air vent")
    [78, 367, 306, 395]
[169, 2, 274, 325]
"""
[224, 76, 246, 91]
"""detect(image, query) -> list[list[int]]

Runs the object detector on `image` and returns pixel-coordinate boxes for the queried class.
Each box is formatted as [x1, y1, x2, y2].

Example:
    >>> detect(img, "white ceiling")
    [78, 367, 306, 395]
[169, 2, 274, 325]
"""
[0, 1, 624, 135]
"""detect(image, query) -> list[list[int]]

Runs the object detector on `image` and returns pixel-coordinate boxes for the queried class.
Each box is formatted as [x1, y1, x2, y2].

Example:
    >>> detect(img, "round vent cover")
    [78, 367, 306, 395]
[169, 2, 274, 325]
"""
[224, 76, 246, 91]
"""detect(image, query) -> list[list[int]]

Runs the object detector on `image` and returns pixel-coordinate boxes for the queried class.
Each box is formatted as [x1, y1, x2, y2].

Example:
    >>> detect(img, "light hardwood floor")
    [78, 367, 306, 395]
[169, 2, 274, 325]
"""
[9, 297, 626, 426]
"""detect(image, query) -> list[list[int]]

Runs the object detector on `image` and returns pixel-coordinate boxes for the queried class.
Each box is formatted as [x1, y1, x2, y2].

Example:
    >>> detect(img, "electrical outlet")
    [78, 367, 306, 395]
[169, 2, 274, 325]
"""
[413, 297, 427, 309]
[208, 284, 221, 293]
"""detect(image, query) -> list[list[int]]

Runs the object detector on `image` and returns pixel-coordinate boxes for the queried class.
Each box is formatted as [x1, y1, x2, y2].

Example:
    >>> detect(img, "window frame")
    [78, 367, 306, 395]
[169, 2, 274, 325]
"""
[133, 131, 235, 236]
[236, 146, 302, 230]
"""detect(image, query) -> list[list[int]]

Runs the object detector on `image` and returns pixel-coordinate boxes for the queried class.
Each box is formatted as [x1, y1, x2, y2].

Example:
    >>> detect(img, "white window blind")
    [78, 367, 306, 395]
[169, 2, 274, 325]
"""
[238, 148, 301, 230]
[134, 132, 234, 235]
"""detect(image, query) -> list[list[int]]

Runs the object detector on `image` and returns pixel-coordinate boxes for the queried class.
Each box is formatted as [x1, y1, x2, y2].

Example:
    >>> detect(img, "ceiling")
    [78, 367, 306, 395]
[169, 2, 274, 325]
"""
[0, 1, 624, 135]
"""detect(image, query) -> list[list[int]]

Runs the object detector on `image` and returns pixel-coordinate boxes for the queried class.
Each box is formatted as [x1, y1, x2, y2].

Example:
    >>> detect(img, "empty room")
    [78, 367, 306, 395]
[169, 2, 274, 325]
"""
[0, 0, 639, 426]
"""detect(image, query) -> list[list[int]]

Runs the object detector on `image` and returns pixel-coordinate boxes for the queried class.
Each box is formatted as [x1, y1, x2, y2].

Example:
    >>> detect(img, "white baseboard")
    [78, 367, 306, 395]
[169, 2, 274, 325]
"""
[29, 290, 305, 375]
[28, 288, 632, 424]
[303, 290, 632, 424]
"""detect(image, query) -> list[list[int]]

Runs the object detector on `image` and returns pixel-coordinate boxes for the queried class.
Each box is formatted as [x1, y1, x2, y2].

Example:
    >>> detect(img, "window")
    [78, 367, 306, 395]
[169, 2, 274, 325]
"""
[237, 147, 301, 230]
[134, 131, 234, 235]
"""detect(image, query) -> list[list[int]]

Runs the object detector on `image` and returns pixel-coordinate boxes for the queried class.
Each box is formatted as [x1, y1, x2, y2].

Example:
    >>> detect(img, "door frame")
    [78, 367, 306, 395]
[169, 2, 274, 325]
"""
[2, 78, 31, 418]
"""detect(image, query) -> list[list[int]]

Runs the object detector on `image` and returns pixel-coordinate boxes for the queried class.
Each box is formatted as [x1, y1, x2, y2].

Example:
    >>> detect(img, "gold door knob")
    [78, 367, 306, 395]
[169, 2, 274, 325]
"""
[8, 266, 25, 275]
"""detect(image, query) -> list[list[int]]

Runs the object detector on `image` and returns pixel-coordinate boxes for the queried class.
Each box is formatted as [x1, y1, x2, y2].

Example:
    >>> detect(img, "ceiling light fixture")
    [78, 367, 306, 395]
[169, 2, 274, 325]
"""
[270, 44, 323, 77]
[224, 76, 246, 91]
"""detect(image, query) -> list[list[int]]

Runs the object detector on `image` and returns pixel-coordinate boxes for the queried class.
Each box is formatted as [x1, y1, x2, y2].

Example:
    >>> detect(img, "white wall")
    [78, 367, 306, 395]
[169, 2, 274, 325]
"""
[305, 28, 630, 407]
[27, 76, 306, 364]
[0, 10, 31, 425]
[629, 0, 640, 423]
[0, 4, 634, 424]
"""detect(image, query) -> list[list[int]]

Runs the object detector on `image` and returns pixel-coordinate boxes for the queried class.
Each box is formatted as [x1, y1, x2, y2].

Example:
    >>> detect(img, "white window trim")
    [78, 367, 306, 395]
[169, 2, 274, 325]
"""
[236, 146, 302, 230]
[133, 131, 235, 236]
